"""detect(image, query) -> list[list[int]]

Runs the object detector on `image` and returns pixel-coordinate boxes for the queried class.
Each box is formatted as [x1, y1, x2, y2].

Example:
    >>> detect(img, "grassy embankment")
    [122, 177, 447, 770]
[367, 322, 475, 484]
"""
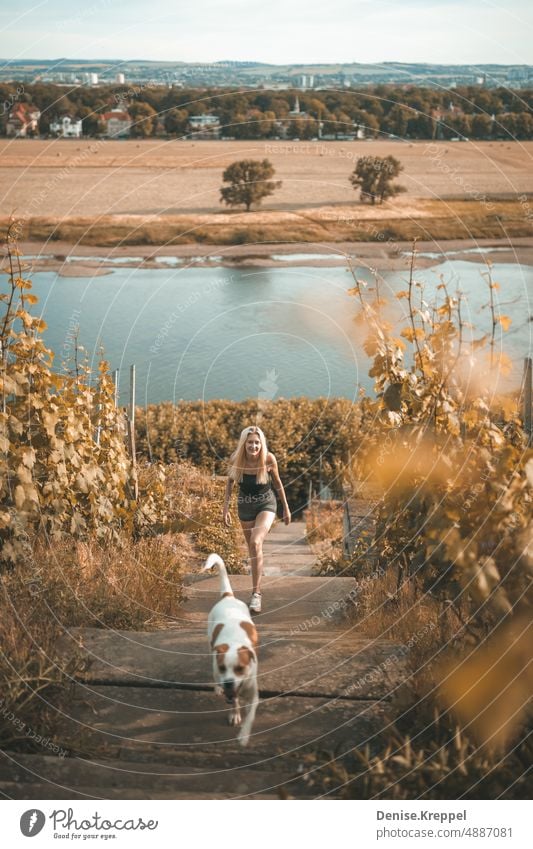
[5, 198, 533, 247]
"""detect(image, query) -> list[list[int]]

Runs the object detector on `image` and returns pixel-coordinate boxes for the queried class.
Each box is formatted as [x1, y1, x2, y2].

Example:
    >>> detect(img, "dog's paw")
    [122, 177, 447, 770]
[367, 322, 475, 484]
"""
[228, 709, 241, 727]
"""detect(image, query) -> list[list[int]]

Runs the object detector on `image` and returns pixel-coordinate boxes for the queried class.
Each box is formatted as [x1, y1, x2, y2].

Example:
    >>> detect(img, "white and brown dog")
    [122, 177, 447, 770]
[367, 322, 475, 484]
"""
[202, 553, 259, 746]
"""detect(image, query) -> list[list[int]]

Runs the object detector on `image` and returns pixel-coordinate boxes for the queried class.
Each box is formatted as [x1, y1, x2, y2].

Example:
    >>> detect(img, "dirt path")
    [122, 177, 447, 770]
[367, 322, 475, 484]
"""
[0, 518, 404, 799]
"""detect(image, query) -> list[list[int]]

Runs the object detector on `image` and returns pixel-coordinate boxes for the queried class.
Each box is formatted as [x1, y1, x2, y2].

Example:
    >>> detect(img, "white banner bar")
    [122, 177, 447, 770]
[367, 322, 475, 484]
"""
[3, 799, 529, 848]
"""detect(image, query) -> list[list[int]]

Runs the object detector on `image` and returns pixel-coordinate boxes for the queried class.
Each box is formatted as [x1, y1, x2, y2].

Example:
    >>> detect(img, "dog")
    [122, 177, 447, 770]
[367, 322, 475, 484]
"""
[202, 553, 259, 746]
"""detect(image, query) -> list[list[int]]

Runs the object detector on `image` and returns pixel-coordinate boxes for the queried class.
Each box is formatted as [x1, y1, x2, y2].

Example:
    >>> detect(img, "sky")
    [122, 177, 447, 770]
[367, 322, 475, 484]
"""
[1, 0, 532, 66]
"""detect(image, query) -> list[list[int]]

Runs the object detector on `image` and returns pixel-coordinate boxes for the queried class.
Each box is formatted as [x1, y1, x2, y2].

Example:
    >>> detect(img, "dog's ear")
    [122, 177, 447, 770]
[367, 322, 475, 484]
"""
[214, 643, 229, 670]
[238, 646, 255, 667]
[240, 621, 259, 647]
[210, 624, 224, 649]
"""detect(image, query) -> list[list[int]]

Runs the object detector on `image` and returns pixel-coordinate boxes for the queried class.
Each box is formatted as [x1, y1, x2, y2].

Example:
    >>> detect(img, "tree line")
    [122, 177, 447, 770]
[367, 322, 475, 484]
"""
[1, 82, 533, 139]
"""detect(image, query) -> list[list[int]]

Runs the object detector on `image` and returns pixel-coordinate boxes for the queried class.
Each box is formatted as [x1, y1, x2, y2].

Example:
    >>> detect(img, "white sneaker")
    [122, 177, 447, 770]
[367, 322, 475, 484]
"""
[249, 592, 262, 614]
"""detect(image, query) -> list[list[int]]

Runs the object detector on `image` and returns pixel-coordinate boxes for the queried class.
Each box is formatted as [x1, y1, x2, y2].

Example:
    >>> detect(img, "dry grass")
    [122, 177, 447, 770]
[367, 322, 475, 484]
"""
[4, 196, 530, 247]
[33, 534, 190, 629]
[0, 573, 84, 755]
[0, 458, 244, 753]
[0, 534, 188, 754]
[304, 499, 344, 546]
[310, 513, 447, 680]
[155, 460, 247, 574]
[351, 569, 448, 700]
[0, 518, 191, 750]
[293, 566, 532, 799]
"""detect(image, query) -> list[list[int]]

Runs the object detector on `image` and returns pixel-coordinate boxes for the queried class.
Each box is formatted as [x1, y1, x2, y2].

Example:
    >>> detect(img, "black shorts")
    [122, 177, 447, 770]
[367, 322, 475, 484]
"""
[237, 490, 277, 522]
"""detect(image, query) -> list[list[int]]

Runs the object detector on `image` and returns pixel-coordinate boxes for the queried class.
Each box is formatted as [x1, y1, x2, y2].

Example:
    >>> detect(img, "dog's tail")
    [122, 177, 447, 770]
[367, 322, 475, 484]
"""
[202, 553, 234, 597]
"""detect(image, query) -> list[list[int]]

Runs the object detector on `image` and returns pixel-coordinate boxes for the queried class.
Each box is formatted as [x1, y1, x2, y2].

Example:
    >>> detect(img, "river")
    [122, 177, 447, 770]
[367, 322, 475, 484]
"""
[21, 258, 533, 405]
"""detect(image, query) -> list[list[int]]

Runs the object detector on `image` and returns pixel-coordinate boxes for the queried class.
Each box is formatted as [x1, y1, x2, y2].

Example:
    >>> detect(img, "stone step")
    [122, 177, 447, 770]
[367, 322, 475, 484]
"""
[267, 540, 309, 546]
[58, 685, 392, 759]
[180, 574, 357, 625]
[3, 507, 399, 801]
[60, 624, 404, 699]
[205, 552, 318, 578]
[0, 781, 282, 800]
[262, 552, 316, 560]
[263, 535, 309, 544]
[0, 675, 395, 800]
[269, 529, 308, 541]
[261, 548, 311, 558]
[0, 752, 307, 800]
[262, 563, 315, 577]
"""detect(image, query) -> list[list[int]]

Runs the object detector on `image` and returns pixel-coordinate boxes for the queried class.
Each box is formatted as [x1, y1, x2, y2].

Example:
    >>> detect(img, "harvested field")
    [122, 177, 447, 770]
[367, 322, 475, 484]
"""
[1, 138, 533, 219]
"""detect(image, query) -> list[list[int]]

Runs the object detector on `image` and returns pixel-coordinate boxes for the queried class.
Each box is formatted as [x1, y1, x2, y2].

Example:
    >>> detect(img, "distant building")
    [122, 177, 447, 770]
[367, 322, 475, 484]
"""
[102, 107, 132, 138]
[258, 81, 290, 90]
[288, 96, 308, 118]
[115, 73, 125, 84]
[297, 74, 314, 89]
[188, 114, 221, 138]
[6, 102, 40, 137]
[508, 67, 528, 82]
[273, 97, 315, 138]
[49, 115, 83, 138]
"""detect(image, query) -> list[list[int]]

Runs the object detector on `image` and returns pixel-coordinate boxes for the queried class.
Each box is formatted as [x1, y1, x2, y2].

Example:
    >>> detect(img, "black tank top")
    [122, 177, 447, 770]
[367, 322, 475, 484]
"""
[238, 470, 273, 496]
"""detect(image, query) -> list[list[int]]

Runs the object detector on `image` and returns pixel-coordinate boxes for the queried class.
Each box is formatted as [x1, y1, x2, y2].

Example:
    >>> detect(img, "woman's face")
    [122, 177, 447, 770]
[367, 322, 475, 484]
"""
[245, 432, 261, 459]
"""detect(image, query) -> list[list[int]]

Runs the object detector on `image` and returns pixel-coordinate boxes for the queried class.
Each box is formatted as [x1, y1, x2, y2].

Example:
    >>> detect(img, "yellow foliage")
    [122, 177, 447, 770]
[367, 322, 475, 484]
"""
[0, 220, 169, 567]
[497, 315, 512, 331]
[438, 615, 533, 752]
[346, 245, 532, 631]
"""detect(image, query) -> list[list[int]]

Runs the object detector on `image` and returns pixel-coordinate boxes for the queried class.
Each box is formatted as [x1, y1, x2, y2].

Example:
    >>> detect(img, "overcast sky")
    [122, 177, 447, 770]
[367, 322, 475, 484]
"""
[1, 0, 532, 65]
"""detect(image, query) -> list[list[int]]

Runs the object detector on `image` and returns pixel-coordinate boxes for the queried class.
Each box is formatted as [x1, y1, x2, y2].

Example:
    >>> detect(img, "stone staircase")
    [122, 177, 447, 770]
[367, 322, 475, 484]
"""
[0, 518, 404, 799]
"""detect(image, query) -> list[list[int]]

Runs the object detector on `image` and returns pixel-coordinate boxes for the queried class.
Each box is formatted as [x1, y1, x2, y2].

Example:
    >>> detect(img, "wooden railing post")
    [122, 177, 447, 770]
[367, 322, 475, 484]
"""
[129, 364, 136, 430]
[112, 369, 119, 408]
[523, 357, 532, 445]
[127, 364, 138, 499]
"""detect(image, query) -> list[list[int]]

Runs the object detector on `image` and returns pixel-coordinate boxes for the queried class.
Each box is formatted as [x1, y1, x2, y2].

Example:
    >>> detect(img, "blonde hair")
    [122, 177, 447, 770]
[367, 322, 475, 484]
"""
[227, 425, 270, 484]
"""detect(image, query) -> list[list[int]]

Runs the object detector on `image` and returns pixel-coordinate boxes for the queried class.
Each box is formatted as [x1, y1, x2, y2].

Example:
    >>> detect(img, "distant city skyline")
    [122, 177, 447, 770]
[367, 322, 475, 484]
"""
[1, 0, 532, 66]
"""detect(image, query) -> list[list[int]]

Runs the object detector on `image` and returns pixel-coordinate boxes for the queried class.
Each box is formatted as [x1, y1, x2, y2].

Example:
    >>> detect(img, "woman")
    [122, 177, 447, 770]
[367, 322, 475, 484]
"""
[222, 425, 291, 613]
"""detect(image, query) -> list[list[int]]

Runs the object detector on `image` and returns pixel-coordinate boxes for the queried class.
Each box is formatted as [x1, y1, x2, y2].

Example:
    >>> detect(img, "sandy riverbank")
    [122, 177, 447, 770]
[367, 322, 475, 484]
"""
[15, 237, 533, 277]
[4, 195, 532, 255]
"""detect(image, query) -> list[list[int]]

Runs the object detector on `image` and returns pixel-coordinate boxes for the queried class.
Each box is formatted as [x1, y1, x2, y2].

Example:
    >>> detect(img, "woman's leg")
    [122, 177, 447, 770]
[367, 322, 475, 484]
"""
[249, 510, 276, 594]
[239, 519, 255, 572]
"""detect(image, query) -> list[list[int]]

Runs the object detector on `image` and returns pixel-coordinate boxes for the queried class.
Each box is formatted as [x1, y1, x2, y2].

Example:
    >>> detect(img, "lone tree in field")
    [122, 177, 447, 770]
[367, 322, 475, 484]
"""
[349, 155, 406, 205]
[220, 159, 281, 212]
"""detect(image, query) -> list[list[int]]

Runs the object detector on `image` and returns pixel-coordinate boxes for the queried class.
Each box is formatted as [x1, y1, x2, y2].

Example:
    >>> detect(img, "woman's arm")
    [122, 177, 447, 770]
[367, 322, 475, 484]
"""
[222, 477, 234, 525]
[268, 453, 291, 524]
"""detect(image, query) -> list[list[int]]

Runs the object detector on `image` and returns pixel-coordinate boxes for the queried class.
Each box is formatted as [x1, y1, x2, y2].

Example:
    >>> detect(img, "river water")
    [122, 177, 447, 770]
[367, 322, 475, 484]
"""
[20, 258, 533, 405]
